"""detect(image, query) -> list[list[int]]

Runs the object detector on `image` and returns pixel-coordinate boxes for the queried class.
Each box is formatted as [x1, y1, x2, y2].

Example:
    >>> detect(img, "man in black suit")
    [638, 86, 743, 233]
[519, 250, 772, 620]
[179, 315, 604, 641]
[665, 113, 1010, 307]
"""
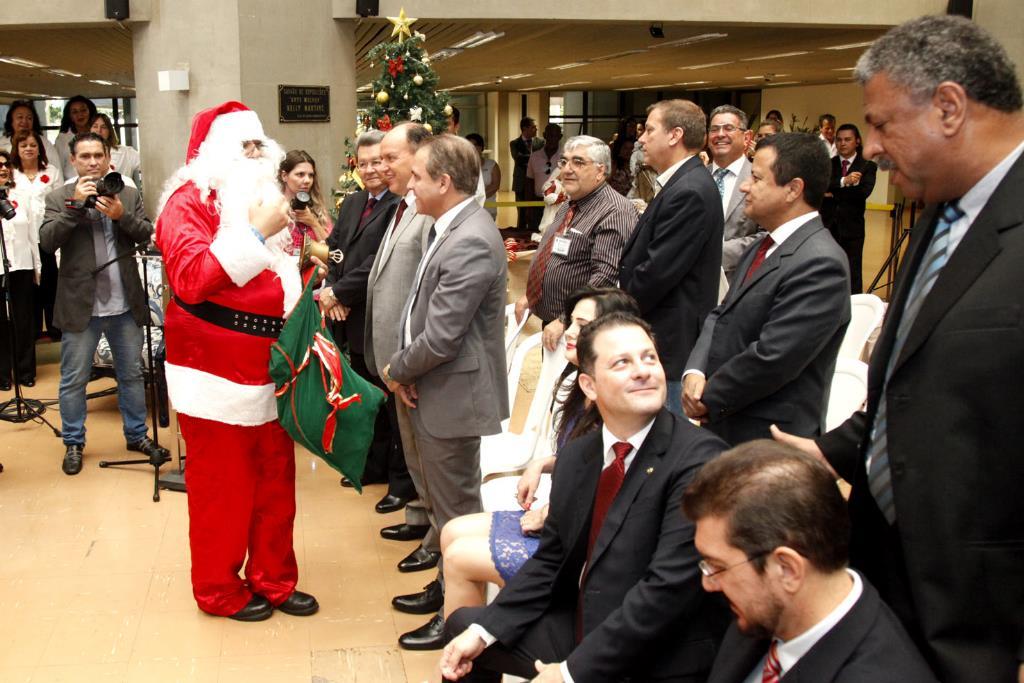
[774, 16, 1024, 683]
[619, 99, 724, 418]
[509, 117, 538, 230]
[826, 124, 877, 293]
[683, 133, 850, 446]
[321, 130, 415, 513]
[684, 440, 937, 683]
[441, 313, 730, 682]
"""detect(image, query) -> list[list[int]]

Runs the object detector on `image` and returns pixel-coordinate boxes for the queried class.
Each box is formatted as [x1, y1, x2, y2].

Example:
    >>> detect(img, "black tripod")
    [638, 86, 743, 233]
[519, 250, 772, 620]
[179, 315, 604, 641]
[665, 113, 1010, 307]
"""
[867, 200, 911, 299]
[96, 248, 172, 501]
[0, 216, 62, 446]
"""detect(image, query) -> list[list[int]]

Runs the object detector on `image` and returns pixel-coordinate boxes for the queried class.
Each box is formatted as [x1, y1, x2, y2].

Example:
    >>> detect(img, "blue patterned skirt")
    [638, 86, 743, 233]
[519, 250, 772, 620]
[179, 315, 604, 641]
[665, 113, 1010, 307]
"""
[489, 510, 541, 582]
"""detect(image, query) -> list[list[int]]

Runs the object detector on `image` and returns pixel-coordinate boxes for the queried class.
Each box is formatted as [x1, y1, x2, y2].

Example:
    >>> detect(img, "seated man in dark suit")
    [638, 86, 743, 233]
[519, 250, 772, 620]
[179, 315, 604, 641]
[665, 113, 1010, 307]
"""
[684, 440, 937, 683]
[441, 312, 730, 682]
[683, 132, 851, 446]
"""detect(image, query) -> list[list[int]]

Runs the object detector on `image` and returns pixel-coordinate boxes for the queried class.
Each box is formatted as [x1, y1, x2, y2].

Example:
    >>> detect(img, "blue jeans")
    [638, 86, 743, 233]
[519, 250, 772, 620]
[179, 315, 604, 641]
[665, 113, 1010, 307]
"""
[665, 379, 684, 418]
[59, 311, 148, 446]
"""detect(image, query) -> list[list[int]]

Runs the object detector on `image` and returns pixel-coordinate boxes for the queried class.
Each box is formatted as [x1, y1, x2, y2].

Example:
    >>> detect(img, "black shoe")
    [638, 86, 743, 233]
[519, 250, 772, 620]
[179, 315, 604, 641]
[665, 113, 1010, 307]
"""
[398, 546, 440, 573]
[340, 476, 355, 488]
[380, 523, 430, 541]
[0, 380, 10, 391]
[275, 590, 319, 616]
[19, 378, 34, 388]
[229, 594, 273, 622]
[126, 436, 171, 463]
[392, 580, 443, 615]
[398, 614, 446, 650]
[62, 444, 84, 475]
[375, 493, 410, 514]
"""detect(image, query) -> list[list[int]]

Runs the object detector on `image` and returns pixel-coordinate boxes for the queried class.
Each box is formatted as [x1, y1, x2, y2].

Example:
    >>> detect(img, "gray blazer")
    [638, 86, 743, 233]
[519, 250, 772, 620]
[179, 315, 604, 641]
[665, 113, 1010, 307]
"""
[39, 183, 152, 333]
[714, 157, 761, 276]
[686, 216, 850, 445]
[364, 198, 433, 377]
[388, 201, 509, 440]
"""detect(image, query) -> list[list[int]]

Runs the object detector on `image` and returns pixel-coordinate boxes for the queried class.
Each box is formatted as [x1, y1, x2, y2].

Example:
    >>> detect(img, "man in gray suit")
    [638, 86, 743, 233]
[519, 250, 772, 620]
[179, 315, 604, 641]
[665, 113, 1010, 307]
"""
[707, 105, 761, 277]
[382, 134, 509, 650]
[683, 132, 850, 446]
[365, 123, 434, 551]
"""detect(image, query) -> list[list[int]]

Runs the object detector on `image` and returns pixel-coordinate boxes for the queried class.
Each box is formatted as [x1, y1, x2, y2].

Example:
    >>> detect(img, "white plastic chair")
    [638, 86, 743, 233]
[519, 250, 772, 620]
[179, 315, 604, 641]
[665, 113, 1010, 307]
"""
[505, 303, 530, 369]
[838, 294, 885, 360]
[826, 358, 869, 431]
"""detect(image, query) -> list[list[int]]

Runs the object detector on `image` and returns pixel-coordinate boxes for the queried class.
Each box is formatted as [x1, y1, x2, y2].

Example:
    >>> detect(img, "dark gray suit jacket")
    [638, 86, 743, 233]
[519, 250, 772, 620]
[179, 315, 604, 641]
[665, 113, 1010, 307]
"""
[707, 575, 937, 683]
[686, 216, 850, 445]
[388, 201, 509, 439]
[711, 157, 761, 276]
[39, 182, 152, 333]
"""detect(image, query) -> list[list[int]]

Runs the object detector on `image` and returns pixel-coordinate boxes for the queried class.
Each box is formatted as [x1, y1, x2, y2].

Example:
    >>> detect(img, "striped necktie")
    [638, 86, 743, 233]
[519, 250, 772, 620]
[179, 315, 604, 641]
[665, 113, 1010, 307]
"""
[865, 201, 964, 524]
[713, 167, 729, 198]
[762, 641, 782, 683]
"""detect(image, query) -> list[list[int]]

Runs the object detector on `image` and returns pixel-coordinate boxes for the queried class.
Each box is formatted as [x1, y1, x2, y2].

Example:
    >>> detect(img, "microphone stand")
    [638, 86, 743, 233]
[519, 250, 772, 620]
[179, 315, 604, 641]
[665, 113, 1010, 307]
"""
[94, 244, 173, 501]
[0, 216, 62, 442]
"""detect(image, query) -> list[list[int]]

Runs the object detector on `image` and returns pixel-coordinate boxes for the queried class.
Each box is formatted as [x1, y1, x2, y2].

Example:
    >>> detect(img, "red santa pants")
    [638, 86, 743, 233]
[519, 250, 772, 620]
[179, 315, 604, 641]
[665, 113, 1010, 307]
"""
[178, 413, 298, 616]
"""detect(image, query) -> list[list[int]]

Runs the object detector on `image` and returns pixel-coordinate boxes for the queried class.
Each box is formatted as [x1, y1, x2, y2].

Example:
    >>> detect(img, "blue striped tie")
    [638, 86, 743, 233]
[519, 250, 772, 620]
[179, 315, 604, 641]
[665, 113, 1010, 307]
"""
[713, 167, 729, 198]
[865, 201, 964, 524]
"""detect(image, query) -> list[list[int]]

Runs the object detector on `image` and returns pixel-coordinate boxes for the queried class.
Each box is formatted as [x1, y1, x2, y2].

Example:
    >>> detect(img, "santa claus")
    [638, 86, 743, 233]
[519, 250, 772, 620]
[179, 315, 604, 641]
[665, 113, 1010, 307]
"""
[155, 101, 317, 621]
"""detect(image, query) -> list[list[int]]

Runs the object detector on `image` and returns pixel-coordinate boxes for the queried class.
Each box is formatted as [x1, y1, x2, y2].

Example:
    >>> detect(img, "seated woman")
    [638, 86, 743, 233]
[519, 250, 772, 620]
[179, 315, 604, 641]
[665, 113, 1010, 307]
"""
[277, 150, 330, 257]
[440, 286, 640, 618]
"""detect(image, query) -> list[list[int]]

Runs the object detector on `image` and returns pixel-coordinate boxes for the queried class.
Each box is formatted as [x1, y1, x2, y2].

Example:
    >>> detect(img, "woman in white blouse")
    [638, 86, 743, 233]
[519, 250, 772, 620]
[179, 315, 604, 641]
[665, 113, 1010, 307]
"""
[90, 113, 142, 190]
[0, 149, 43, 389]
[54, 96, 97, 180]
[9, 129, 62, 344]
[0, 100, 60, 167]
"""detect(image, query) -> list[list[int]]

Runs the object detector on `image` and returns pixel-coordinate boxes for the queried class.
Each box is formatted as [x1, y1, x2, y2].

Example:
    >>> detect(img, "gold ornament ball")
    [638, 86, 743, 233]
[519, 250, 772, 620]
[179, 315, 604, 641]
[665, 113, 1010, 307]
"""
[424, 122, 432, 133]
[413, 74, 424, 86]
[443, 104, 454, 117]
[376, 91, 390, 105]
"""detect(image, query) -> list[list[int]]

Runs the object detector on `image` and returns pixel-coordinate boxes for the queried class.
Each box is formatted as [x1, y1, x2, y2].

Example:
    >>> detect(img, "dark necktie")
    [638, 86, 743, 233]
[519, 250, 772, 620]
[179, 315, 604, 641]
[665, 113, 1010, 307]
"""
[743, 234, 775, 283]
[841, 159, 850, 177]
[385, 200, 408, 245]
[357, 196, 378, 231]
[713, 167, 729, 198]
[400, 225, 438, 347]
[93, 216, 112, 303]
[524, 202, 577, 310]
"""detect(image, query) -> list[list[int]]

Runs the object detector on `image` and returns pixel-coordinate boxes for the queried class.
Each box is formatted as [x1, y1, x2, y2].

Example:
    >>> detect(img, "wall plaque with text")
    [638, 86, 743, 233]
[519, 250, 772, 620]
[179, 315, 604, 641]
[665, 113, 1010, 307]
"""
[279, 85, 330, 123]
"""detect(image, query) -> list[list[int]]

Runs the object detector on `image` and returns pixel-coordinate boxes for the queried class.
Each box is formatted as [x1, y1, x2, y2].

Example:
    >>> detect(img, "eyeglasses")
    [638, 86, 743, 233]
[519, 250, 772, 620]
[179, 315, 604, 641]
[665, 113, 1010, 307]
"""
[709, 124, 745, 134]
[557, 156, 598, 171]
[698, 551, 769, 581]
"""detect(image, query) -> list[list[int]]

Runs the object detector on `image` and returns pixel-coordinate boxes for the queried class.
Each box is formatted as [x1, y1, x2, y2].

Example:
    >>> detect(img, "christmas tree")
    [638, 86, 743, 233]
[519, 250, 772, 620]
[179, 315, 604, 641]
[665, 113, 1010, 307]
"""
[335, 8, 452, 204]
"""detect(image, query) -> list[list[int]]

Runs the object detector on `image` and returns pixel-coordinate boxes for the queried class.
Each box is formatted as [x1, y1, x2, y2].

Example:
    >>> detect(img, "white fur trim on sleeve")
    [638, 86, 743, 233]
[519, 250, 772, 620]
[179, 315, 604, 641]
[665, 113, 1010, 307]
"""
[209, 225, 275, 287]
[165, 362, 278, 426]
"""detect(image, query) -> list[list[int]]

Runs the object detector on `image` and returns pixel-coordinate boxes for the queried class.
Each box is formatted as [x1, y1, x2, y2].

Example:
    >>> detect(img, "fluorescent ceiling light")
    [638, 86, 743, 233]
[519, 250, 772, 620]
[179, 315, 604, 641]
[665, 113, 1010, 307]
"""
[649, 33, 727, 49]
[356, 82, 373, 92]
[47, 68, 82, 78]
[610, 73, 651, 80]
[502, 73, 532, 80]
[822, 41, 874, 50]
[429, 48, 464, 63]
[832, 67, 856, 71]
[615, 87, 641, 91]
[25, 93, 52, 98]
[521, 81, 590, 91]
[740, 51, 810, 62]
[645, 84, 673, 89]
[549, 62, 588, 71]
[744, 73, 790, 80]
[677, 80, 709, 86]
[451, 31, 505, 49]
[447, 81, 491, 90]
[678, 61, 733, 70]
[89, 79, 119, 86]
[765, 81, 801, 86]
[589, 49, 648, 62]
[0, 56, 49, 68]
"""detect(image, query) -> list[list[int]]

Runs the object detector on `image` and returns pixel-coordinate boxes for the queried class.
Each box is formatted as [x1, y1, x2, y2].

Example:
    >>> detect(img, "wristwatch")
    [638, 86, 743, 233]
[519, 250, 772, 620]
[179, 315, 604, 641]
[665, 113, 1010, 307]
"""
[64, 198, 85, 210]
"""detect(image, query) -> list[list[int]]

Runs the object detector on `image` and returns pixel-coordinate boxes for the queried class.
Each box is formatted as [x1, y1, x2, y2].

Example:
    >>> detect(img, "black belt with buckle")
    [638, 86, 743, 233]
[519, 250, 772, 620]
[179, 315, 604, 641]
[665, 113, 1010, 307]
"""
[173, 296, 284, 338]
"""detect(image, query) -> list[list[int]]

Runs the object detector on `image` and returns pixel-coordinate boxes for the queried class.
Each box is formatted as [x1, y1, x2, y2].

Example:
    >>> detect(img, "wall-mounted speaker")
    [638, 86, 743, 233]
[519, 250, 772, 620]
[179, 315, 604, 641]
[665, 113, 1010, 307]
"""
[356, 0, 379, 18]
[105, 0, 130, 20]
[946, 0, 973, 18]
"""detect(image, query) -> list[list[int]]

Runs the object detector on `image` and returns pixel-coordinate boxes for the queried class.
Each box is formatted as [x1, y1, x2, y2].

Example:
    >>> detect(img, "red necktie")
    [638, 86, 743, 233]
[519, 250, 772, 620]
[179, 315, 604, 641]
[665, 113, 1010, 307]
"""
[762, 641, 782, 683]
[743, 234, 774, 283]
[357, 196, 377, 231]
[383, 200, 407, 247]
[525, 202, 576, 310]
[841, 159, 850, 177]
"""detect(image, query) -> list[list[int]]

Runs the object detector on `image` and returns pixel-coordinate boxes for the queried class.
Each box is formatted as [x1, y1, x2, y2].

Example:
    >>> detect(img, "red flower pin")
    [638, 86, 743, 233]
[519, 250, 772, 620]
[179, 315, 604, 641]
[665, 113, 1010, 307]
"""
[10, 200, 17, 209]
[40, 174, 50, 184]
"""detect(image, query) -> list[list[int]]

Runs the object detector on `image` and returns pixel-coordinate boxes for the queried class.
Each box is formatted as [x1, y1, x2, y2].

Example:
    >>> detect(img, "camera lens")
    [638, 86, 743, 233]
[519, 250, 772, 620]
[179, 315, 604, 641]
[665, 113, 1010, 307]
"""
[291, 191, 311, 211]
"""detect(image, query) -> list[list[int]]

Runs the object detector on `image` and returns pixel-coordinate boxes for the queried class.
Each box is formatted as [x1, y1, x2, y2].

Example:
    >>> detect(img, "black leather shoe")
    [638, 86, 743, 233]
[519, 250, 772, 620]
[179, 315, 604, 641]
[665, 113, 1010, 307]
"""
[380, 523, 430, 541]
[126, 436, 171, 464]
[375, 493, 410, 514]
[275, 590, 319, 616]
[19, 378, 34, 388]
[398, 614, 446, 650]
[0, 380, 10, 391]
[62, 444, 84, 475]
[392, 580, 443, 614]
[229, 594, 273, 622]
[340, 476, 355, 488]
[398, 546, 440, 573]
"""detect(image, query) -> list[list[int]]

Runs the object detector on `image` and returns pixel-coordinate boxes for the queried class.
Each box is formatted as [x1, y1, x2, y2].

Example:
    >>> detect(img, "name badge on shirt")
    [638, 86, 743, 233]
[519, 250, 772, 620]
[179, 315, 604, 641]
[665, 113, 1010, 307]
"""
[552, 234, 571, 256]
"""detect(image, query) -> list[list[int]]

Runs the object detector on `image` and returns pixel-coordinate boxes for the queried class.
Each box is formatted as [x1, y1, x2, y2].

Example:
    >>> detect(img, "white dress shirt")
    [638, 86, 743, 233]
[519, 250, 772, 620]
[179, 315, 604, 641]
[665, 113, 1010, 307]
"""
[710, 155, 747, 215]
[946, 138, 1024, 255]
[819, 135, 837, 158]
[468, 416, 657, 683]
[655, 154, 696, 193]
[743, 569, 863, 683]
[838, 152, 858, 187]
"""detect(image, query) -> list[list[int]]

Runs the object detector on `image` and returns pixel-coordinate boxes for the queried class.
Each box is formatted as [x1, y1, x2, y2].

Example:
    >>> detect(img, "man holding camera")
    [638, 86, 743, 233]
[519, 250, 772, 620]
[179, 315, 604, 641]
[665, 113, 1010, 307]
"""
[40, 131, 167, 475]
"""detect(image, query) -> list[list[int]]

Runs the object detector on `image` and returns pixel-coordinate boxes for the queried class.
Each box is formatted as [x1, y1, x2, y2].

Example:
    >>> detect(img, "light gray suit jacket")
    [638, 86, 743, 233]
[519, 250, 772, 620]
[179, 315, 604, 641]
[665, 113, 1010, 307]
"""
[686, 216, 850, 445]
[713, 157, 761, 276]
[388, 201, 509, 440]
[364, 197, 433, 377]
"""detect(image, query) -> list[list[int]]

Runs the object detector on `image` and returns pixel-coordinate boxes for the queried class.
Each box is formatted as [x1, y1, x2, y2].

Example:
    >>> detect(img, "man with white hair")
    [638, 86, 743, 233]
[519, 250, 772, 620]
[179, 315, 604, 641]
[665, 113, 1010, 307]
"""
[155, 101, 318, 622]
[515, 135, 638, 351]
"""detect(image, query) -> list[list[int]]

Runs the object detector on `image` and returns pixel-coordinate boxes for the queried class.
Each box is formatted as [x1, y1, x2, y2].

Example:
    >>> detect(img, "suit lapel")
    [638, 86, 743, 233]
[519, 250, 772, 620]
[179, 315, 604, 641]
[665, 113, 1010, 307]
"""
[622, 156, 702, 256]
[376, 199, 415, 271]
[723, 159, 750, 222]
[706, 629, 770, 683]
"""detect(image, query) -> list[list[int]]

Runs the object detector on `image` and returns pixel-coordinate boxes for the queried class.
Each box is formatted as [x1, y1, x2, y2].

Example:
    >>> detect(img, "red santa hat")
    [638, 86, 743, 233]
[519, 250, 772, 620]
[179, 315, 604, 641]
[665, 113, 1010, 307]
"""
[186, 101, 266, 162]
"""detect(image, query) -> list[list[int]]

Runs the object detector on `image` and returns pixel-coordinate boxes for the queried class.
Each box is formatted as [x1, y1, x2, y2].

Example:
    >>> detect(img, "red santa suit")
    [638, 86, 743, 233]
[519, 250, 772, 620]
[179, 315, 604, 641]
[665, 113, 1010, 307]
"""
[155, 102, 304, 616]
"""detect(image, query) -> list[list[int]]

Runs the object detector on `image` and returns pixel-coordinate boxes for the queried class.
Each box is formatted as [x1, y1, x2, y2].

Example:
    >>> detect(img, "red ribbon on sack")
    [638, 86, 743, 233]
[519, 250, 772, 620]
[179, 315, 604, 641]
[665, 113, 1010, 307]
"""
[310, 332, 362, 451]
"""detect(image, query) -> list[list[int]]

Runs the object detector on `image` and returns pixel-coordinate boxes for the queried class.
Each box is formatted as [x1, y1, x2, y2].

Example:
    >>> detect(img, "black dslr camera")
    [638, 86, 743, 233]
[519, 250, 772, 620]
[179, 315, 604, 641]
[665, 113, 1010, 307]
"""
[290, 191, 311, 211]
[84, 171, 125, 208]
[0, 188, 15, 221]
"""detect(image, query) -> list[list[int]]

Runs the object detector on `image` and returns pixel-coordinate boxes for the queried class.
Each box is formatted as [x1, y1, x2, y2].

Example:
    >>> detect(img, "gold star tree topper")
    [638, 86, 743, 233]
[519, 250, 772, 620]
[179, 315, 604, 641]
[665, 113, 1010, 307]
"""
[387, 7, 418, 41]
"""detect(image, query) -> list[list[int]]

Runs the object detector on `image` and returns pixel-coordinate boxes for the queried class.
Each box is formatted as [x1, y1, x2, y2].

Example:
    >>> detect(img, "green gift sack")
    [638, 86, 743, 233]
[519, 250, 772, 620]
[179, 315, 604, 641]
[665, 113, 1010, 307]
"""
[269, 272, 385, 492]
